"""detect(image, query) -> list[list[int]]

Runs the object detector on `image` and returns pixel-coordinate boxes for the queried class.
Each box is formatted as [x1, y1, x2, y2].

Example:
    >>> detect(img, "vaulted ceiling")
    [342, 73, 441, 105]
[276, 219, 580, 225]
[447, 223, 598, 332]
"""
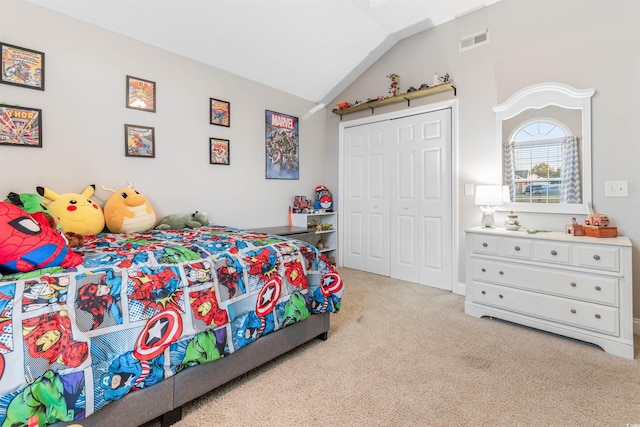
[25, 0, 499, 104]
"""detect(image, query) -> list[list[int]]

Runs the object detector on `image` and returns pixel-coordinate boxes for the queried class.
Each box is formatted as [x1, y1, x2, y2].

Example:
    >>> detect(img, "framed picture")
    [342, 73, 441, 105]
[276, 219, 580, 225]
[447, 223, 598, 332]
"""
[0, 104, 42, 147]
[210, 138, 230, 165]
[125, 124, 155, 158]
[126, 75, 156, 112]
[210, 98, 230, 127]
[265, 110, 299, 179]
[0, 42, 45, 90]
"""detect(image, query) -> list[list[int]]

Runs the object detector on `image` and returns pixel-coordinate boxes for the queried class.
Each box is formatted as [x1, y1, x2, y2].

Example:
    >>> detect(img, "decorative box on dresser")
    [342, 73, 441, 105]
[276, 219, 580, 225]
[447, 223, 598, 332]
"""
[464, 227, 634, 359]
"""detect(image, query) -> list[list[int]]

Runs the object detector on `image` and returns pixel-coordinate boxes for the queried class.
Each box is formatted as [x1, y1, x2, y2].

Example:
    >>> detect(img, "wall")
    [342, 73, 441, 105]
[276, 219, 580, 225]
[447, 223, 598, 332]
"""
[327, 0, 640, 318]
[1, 0, 328, 229]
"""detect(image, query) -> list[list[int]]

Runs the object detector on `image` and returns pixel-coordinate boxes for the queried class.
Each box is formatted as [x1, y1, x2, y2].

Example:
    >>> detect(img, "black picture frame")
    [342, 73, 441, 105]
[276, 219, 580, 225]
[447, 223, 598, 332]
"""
[0, 104, 42, 147]
[210, 138, 230, 165]
[125, 124, 155, 158]
[210, 98, 230, 127]
[0, 42, 45, 90]
[126, 75, 156, 112]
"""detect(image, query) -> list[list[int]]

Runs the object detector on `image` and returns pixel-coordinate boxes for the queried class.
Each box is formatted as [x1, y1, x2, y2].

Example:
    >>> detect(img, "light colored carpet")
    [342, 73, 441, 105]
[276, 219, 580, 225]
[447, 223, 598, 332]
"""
[150, 268, 640, 426]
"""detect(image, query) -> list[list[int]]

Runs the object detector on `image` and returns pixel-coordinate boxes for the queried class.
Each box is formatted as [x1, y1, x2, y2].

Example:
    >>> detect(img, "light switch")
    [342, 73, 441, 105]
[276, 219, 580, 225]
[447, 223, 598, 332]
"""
[604, 180, 628, 197]
[465, 183, 474, 196]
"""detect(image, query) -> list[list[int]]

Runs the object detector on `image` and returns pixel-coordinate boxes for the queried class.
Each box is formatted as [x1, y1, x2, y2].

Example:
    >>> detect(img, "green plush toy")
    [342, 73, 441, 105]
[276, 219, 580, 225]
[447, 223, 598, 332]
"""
[4, 192, 54, 216]
[155, 211, 210, 230]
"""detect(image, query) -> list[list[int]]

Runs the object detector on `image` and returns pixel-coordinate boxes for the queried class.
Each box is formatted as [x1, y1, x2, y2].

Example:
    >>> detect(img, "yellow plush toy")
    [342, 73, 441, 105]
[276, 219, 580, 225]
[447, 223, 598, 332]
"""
[37, 184, 105, 235]
[101, 183, 156, 233]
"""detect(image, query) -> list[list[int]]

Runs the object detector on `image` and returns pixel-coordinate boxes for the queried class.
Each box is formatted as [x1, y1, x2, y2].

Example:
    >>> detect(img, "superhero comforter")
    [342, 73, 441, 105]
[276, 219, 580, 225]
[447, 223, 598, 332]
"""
[0, 226, 343, 426]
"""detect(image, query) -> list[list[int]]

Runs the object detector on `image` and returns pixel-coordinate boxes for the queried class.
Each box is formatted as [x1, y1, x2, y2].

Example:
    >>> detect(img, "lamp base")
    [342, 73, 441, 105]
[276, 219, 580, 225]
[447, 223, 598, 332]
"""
[481, 211, 495, 228]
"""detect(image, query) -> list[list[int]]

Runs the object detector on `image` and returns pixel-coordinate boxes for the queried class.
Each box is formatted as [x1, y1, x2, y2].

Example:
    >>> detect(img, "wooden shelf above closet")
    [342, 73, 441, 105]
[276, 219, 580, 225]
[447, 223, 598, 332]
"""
[331, 83, 456, 117]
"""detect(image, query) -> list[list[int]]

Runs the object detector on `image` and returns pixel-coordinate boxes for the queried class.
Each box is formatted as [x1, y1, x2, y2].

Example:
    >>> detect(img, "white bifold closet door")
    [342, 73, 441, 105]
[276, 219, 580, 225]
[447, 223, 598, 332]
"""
[342, 107, 452, 290]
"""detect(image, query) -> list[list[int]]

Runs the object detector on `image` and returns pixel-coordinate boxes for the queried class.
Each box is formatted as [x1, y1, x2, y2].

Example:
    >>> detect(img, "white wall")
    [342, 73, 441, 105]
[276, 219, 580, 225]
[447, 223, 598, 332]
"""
[327, 0, 640, 317]
[1, 0, 328, 229]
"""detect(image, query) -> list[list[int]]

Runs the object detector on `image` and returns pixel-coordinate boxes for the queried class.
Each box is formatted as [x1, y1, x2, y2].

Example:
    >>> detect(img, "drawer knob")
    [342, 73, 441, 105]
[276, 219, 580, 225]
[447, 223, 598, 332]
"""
[570, 309, 577, 314]
[482, 242, 488, 248]
[481, 290, 486, 295]
[499, 271, 504, 275]
[570, 282, 577, 287]
[595, 314, 601, 319]
[481, 268, 486, 273]
[498, 294, 504, 299]
[551, 250, 558, 256]
[514, 246, 521, 251]
[593, 255, 601, 261]
[595, 286, 602, 291]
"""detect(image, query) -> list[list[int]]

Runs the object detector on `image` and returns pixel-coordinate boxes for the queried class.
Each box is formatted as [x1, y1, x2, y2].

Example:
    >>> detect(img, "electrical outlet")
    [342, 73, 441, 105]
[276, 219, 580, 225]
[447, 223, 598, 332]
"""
[604, 180, 628, 197]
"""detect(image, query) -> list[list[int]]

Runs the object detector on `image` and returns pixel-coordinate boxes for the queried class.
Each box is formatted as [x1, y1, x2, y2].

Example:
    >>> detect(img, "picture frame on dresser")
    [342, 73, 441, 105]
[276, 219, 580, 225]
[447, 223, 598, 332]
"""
[0, 42, 45, 90]
[0, 104, 42, 147]
[125, 124, 155, 158]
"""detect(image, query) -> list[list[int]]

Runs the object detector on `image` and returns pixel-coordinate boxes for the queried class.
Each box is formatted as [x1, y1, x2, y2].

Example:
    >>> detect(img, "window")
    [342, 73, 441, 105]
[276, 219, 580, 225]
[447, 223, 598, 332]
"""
[494, 82, 594, 214]
[507, 120, 571, 204]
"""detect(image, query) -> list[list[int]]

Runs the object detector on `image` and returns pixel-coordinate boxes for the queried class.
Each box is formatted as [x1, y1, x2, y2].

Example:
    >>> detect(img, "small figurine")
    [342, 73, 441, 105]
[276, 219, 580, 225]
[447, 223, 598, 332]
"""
[407, 86, 417, 92]
[418, 83, 430, 90]
[336, 101, 351, 110]
[387, 73, 400, 97]
[433, 72, 440, 86]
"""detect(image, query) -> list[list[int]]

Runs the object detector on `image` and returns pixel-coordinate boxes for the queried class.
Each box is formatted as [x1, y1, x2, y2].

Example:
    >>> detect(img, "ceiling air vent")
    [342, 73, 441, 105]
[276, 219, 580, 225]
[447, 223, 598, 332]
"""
[459, 29, 489, 51]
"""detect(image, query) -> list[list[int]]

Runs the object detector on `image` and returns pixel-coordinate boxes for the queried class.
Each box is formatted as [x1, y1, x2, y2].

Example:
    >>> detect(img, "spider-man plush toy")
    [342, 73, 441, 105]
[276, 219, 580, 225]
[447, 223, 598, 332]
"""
[0, 202, 83, 274]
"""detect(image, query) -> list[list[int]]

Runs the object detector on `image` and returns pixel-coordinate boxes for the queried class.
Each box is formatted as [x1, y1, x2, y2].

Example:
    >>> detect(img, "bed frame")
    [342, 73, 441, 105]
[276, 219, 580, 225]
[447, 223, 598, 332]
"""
[53, 312, 330, 427]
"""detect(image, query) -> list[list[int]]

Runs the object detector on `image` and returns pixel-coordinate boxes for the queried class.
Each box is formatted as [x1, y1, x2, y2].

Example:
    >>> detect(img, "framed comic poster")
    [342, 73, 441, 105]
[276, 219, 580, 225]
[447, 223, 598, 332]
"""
[265, 110, 299, 179]
[126, 75, 156, 112]
[125, 124, 155, 158]
[210, 98, 230, 127]
[0, 104, 42, 147]
[0, 42, 45, 90]
[210, 138, 230, 165]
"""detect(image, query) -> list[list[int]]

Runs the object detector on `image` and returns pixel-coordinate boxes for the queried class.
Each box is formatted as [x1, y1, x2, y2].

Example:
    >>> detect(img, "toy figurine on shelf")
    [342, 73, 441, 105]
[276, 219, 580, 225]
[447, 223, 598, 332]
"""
[387, 73, 400, 97]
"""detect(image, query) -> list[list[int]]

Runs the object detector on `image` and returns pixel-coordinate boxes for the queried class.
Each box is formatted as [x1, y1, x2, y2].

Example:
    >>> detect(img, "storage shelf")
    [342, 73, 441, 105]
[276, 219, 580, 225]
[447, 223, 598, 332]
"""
[331, 83, 456, 117]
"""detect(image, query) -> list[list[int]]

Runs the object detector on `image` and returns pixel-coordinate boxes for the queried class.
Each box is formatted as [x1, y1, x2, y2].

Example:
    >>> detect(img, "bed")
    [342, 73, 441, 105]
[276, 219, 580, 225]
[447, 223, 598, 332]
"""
[0, 225, 343, 427]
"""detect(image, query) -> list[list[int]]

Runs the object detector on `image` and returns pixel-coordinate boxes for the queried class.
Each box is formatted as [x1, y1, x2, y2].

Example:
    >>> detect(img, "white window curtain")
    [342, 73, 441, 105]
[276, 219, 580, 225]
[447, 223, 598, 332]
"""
[559, 136, 581, 204]
[502, 136, 581, 204]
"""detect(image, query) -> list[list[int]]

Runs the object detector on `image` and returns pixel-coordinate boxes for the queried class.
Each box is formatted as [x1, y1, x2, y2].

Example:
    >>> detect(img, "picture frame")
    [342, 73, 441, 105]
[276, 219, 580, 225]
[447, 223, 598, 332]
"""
[0, 104, 42, 147]
[210, 98, 230, 127]
[126, 75, 156, 112]
[0, 42, 45, 90]
[265, 110, 299, 179]
[210, 138, 230, 165]
[125, 124, 155, 158]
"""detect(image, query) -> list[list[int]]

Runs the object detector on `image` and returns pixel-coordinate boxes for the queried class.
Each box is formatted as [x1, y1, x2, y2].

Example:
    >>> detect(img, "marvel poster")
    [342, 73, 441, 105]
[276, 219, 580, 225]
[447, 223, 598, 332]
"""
[1, 42, 45, 90]
[265, 110, 299, 179]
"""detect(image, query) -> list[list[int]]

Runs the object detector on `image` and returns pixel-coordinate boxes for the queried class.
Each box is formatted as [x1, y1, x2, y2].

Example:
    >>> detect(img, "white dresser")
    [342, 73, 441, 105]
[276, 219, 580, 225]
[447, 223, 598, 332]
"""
[465, 227, 634, 359]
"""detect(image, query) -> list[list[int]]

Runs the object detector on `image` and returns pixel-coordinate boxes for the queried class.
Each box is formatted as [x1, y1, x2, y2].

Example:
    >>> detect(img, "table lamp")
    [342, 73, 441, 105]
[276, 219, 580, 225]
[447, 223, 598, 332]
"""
[475, 185, 508, 228]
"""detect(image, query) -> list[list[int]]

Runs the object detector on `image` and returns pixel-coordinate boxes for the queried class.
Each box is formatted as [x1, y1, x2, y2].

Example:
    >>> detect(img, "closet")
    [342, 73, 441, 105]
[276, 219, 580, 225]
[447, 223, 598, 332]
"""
[340, 105, 453, 290]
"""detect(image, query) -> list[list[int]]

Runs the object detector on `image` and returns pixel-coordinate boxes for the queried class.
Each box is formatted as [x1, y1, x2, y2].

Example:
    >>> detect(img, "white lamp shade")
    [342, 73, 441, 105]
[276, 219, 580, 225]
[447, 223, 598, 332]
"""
[475, 185, 508, 206]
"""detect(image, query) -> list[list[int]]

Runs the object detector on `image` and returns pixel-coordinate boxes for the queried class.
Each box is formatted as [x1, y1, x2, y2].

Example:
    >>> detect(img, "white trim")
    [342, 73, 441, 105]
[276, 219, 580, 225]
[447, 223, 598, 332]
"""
[338, 99, 459, 291]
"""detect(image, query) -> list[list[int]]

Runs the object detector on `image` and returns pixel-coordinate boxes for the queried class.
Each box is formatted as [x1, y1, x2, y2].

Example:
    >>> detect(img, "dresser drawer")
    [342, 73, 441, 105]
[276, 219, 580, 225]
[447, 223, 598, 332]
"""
[471, 259, 619, 306]
[575, 245, 619, 272]
[502, 237, 533, 259]
[535, 241, 571, 265]
[469, 282, 619, 336]
[471, 234, 500, 255]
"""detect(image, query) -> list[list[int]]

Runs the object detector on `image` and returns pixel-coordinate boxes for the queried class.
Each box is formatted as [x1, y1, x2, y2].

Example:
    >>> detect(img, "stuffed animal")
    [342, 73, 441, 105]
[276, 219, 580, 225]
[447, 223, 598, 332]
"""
[155, 211, 209, 230]
[0, 202, 83, 273]
[5, 192, 84, 247]
[101, 183, 156, 233]
[37, 185, 105, 236]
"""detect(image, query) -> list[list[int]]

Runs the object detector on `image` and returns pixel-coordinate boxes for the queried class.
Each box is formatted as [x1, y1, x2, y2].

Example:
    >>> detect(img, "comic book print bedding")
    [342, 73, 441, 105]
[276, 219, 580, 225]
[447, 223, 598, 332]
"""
[0, 226, 343, 426]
